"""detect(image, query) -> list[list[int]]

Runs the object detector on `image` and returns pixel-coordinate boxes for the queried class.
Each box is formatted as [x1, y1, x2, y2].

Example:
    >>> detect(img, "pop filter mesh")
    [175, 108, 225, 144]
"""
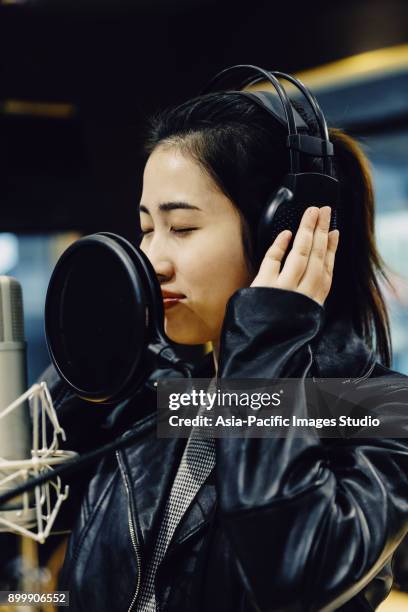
[46, 241, 146, 398]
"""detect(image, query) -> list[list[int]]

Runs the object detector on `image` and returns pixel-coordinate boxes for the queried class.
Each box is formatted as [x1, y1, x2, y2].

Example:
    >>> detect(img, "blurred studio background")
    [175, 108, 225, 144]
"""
[1, 0, 408, 383]
[0, 0, 408, 608]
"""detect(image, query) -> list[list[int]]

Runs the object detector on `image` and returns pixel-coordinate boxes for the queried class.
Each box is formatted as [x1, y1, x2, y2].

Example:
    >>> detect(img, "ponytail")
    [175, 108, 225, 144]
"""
[326, 128, 393, 367]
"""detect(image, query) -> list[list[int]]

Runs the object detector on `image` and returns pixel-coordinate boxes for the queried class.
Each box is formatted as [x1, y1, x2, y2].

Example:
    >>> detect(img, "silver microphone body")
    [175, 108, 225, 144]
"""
[0, 276, 33, 523]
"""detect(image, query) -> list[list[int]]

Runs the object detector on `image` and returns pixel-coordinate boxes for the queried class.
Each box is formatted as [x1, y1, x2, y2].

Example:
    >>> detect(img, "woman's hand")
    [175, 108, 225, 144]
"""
[250, 206, 340, 306]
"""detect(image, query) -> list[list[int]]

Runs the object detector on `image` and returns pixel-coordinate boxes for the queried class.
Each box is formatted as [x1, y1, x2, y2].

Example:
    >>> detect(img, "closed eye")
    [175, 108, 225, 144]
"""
[172, 227, 199, 234]
[139, 227, 199, 236]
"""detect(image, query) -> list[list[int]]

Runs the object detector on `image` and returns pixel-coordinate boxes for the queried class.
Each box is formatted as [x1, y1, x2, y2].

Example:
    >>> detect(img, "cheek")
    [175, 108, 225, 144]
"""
[164, 226, 252, 345]
[183, 232, 251, 311]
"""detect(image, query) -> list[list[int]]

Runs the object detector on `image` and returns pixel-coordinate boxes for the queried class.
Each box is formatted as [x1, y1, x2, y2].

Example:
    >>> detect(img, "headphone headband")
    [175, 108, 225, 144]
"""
[238, 91, 308, 131]
[201, 64, 298, 134]
[201, 64, 334, 175]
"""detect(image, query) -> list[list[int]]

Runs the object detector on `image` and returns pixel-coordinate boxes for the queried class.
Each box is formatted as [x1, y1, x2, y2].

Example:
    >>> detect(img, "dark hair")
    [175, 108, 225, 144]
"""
[143, 92, 393, 367]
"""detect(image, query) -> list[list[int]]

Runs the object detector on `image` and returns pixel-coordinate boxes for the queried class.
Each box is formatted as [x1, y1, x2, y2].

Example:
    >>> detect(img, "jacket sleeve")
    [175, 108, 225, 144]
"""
[216, 287, 408, 611]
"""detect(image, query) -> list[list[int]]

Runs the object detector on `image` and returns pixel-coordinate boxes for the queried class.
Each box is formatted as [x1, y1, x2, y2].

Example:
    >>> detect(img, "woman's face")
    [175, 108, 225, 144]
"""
[139, 145, 254, 345]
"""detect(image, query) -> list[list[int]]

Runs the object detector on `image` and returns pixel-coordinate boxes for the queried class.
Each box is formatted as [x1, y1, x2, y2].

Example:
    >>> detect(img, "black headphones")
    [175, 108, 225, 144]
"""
[201, 64, 339, 264]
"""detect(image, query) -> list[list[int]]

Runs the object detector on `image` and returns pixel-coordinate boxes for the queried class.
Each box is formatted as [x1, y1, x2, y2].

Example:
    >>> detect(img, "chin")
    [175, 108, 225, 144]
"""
[164, 321, 212, 346]
[166, 331, 207, 346]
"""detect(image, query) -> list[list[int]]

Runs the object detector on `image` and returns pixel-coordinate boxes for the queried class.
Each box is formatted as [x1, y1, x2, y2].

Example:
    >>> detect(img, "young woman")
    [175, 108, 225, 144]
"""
[50, 90, 408, 612]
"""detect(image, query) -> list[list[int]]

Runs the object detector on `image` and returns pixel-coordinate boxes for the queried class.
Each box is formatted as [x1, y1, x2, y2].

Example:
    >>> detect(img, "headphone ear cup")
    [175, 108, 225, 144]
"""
[257, 200, 338, 267]
[256, 188, 307, 266]
[256, 176, 339, 268]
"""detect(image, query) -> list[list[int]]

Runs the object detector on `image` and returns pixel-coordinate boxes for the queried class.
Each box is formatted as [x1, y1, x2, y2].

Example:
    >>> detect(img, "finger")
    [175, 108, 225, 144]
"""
[304, 206, 331, 272]
[313, 230, 340, 305]
[297, 206, 331, 293]
[324, 229, 340, 278]
[278, 206, 319, 287]
[251, 230, 292, 286]
[259, 229, 292, 277]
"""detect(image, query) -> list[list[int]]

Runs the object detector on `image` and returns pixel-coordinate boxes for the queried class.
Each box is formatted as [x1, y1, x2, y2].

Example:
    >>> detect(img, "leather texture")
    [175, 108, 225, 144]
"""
[43, 287, 408, 611]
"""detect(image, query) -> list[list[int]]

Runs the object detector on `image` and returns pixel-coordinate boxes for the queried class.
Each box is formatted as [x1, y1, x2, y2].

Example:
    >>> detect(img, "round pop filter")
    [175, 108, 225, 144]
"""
[45, 233, 166, 404]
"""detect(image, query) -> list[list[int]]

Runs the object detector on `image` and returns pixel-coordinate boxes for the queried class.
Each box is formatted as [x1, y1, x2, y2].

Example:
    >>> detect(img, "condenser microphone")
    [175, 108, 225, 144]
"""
[0, 276, 35, 525]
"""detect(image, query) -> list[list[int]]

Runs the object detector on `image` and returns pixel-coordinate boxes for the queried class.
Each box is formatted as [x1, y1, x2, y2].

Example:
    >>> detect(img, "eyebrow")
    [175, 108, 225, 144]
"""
[139, 202, 202, 215]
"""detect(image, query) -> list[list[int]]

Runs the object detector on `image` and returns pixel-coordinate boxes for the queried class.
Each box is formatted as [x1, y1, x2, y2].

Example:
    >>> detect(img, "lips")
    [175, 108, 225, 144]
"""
[161, 290, 185, 299]
[161, 290, 185, 310]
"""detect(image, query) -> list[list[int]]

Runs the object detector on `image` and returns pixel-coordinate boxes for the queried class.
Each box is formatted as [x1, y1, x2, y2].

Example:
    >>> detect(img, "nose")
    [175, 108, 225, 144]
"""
[141, 235, 175, 284]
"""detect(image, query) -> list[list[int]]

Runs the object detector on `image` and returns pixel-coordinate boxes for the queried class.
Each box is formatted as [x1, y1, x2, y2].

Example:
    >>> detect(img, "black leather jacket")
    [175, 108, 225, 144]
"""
[44, 287, 408, 611]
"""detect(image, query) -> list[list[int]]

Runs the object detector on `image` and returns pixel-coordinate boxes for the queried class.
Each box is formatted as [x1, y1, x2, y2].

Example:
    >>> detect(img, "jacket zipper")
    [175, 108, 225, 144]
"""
[116, 449, 142, 612]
